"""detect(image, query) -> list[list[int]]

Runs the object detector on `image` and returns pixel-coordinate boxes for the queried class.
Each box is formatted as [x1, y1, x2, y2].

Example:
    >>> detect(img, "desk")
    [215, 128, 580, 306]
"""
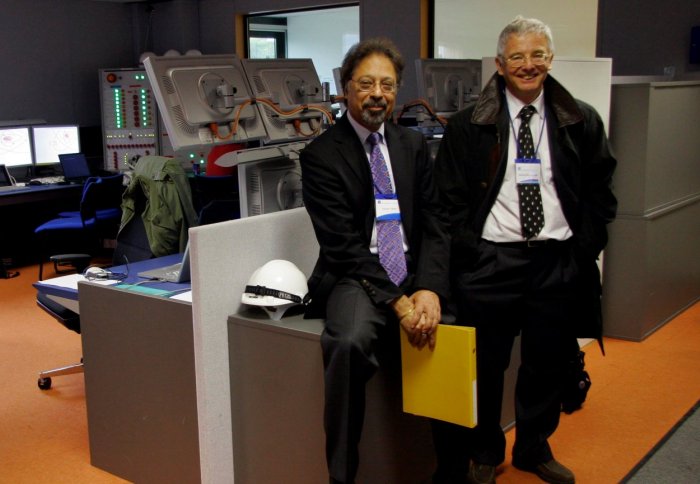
[1, 183, 83, 265]
[229, 311, 436, 484]
[0, 183, 83, 207]
[34, 253, 184, 313]
[35, 255, 200, 484]
[228, 312, 520, 483]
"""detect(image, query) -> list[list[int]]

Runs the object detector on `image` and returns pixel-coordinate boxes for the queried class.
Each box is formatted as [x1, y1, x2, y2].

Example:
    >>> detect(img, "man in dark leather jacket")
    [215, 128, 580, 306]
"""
[434, 16, 616, 484]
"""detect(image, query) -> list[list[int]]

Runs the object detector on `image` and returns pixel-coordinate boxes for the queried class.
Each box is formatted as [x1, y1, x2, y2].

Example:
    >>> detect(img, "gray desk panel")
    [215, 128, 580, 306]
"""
[79, 283, 200, 484]
[229, 310, 521, 484]
[229, 310, 437, 484]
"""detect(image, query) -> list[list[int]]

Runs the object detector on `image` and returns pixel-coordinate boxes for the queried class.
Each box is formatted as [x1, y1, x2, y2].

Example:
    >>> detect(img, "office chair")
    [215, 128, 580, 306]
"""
[192, 173, 240, 225]
[56, 176, 121, 220]
[36, 292, 82, 390]
[36, 193, 156, 390]
[34, 174, 125, 280]
[36, 166, 194, 390]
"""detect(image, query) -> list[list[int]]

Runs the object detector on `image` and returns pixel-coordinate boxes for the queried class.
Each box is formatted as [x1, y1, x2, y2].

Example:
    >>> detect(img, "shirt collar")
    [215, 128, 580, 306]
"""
[346, 111, 386, 145]
[505, 88, 545, 122]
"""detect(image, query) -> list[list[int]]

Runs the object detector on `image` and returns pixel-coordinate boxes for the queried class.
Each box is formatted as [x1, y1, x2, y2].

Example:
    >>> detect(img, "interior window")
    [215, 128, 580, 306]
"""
[245, 5, 359, 95]
[247, 18, 287, 59]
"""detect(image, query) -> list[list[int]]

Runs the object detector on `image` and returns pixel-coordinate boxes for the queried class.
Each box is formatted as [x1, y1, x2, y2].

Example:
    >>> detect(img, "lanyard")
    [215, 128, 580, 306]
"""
[508, 106, 547, 158]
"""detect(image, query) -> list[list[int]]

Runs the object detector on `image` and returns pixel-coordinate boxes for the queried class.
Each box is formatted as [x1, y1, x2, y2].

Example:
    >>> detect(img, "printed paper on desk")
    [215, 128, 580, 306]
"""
[400, 324, 477, 428]
[37, 273, 119, 290]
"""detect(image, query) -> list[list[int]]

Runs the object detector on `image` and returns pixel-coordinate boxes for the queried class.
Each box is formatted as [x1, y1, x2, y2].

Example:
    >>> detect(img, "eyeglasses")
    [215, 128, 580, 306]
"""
[504, 52, 551, 68]
[350, 78, 397, 94]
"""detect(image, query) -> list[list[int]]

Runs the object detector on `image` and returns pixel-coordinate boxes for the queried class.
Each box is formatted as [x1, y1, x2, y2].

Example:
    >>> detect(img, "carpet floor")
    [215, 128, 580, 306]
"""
[1, 263, 699, 483]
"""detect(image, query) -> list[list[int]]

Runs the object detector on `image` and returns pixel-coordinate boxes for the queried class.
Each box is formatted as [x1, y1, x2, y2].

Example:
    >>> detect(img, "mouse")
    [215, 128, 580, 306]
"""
[28, 180, 43, 186]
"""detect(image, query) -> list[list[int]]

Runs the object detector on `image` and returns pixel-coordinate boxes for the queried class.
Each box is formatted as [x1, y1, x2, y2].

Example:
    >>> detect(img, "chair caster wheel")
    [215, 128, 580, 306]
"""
[38, 377, 52, 390]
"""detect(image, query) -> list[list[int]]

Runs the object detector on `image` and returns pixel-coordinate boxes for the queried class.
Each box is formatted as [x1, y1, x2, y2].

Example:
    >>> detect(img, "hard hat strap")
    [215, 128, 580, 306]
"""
[245, 284, 303, 304]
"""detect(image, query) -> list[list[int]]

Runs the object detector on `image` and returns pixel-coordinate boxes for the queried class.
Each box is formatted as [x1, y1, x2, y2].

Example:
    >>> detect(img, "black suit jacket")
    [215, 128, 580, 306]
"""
[301, 115, 450, 318]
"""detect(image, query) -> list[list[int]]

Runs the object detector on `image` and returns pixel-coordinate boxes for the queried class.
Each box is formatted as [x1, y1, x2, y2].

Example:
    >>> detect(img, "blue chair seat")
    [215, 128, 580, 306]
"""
[35, 216, 97, 233]
[57, 208, 121, 219]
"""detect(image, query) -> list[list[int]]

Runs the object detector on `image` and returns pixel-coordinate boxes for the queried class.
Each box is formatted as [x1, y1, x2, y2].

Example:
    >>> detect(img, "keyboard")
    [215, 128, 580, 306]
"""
[29, 176, 65, 185]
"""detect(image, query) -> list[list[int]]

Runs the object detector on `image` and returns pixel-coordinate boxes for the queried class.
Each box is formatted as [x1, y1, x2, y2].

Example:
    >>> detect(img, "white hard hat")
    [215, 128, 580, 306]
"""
[241, 260, 308, 320]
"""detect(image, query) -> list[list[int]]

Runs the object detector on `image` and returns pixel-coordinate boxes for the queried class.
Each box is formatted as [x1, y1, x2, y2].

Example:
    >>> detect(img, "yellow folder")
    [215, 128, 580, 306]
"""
[400, 324, 477, 427]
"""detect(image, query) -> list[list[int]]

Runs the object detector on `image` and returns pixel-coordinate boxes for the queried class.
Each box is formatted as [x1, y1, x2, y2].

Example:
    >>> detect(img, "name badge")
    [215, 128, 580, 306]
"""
[375, 195, 401, 221]
[515, 158, 542, 185]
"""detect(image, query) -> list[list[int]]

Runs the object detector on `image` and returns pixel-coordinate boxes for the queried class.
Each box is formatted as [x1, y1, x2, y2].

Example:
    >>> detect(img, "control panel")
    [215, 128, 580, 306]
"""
[100, 68, 159, 171]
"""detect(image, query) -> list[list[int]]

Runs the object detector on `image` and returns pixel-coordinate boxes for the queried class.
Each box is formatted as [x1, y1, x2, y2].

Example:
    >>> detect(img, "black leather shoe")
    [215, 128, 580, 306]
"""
[513, 458, 575, 484]
[467, 462, 496, 484]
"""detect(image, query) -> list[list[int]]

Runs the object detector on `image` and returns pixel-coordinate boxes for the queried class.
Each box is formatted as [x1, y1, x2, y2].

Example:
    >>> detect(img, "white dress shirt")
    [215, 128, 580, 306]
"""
[481, 88, 573, 242]
[346, 112, 409, 253]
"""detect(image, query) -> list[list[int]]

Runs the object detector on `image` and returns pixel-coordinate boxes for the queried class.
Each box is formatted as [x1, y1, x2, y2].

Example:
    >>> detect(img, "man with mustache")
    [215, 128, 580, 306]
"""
[434, 16, 617, 484]
[301, 38, 450, 484]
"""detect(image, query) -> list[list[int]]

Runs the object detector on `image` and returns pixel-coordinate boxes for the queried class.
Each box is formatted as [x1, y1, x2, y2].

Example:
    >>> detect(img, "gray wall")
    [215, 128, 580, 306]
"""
[597, 0, 700, 78]
[0, 0, 133, 126]
[1, 0, 698, 129]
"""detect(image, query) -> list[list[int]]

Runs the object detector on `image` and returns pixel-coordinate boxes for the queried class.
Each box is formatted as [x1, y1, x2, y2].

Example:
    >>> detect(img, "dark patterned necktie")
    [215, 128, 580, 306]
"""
[367, 132, 407, 286]
[517, 105, 545, 239]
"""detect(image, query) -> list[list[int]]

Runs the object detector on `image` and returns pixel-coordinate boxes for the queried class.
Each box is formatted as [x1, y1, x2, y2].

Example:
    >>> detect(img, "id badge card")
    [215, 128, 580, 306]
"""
[375, 195, 401, 221]
[515, 158, 542, 185]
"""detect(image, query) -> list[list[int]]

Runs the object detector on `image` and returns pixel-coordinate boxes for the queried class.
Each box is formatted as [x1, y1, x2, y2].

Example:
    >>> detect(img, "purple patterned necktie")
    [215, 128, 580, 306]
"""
[367, 132, 407, 286]
[517, 105, 545, 238]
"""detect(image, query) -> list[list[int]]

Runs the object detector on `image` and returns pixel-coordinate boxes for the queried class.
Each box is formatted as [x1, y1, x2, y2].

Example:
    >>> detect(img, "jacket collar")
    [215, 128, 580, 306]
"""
[472, 73, 583, 128]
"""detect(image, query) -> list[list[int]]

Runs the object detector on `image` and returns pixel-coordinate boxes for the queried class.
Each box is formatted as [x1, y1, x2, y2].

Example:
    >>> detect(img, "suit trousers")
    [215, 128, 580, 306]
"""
[321, 277, 400, 483]
[445, 239, 581, 468]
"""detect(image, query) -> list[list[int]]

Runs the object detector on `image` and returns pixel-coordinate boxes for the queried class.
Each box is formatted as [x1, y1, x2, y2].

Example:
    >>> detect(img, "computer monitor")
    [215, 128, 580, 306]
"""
[59, 153, 92, 183]
[32, 125, 81, 165]
[241, 58, 333, 143]
[0, 126, 33, 167]
[415, 59, 482, 116]
[237, 146, 305, 218]
[143, 54, 267, 151]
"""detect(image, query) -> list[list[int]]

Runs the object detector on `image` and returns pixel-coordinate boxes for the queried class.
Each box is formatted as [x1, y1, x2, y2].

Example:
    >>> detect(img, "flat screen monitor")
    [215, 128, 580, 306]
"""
[144, 54, 267, 151]
[415, 59, 482, 116]
[59, 153, 92, 183]
[238, 154, 303, 218]
[241, 58, 333, 143]
[0, 126, 33, 167]
[32, 125, 81, 165]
